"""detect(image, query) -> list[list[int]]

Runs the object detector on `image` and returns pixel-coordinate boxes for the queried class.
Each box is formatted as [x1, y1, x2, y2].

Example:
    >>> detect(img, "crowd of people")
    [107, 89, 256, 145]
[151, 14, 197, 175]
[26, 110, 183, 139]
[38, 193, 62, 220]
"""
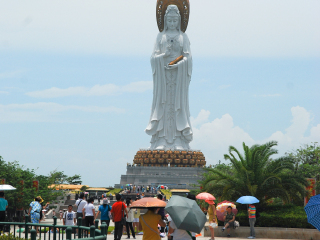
[121, 185, 166, 194]
[0, 191, 257, 239]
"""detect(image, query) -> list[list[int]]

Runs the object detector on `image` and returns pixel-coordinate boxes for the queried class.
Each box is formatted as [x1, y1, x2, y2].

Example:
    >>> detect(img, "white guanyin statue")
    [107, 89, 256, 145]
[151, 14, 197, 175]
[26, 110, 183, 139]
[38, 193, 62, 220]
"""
[145, 4, 193, 150]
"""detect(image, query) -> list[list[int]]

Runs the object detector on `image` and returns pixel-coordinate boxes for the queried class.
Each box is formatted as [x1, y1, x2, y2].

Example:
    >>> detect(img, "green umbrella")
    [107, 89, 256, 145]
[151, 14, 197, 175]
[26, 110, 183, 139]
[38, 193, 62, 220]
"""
[165, 195, 207, 233]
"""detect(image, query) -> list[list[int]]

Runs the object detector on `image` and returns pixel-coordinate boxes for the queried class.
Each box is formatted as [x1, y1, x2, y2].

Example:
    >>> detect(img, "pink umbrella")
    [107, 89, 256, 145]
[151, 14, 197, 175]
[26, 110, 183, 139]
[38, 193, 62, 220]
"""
[196, 192, 216, 201]
[216, 200, 238, 222]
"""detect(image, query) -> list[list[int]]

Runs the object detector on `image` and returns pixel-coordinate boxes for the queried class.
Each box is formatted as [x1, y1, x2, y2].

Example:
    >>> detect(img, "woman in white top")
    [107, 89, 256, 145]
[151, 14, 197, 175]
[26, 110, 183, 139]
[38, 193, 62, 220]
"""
[82, 198, 95, 227]
[125, 198, 136, 239]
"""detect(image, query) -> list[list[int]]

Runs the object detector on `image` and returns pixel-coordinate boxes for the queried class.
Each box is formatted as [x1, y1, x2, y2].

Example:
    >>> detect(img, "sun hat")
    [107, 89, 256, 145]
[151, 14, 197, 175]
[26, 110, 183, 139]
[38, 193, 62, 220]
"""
[205, 199, 215, 205]
[35, 196, 44, 203]
[103, 198, 109, 204]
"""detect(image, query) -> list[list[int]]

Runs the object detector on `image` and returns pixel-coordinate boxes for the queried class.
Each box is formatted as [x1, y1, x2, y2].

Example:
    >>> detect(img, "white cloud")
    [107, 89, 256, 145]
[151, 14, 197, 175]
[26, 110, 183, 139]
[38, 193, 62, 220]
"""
[191, 106, 320, 164]
[264, 106, 319, 153]
[0, 91, 9, 95]
[253, 94, 281, 97]
[26, 81, 152, 98]
[219, 84, 231, 90]
[191, 110, 211, 127]
[0, 69, 26, 80]
[0, 0, 319, 57]
[0, 102, 124, 122]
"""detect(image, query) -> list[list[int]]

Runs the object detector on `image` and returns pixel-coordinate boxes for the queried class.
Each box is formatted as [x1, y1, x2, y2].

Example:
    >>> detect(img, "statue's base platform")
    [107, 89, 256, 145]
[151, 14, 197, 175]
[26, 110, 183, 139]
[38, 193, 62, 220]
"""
[116, 165, 204, 190]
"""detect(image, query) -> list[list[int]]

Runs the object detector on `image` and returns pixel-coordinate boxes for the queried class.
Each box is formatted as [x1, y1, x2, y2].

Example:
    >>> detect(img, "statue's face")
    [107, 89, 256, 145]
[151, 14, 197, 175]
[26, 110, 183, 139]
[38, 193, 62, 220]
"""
[166, 16, 179, 30]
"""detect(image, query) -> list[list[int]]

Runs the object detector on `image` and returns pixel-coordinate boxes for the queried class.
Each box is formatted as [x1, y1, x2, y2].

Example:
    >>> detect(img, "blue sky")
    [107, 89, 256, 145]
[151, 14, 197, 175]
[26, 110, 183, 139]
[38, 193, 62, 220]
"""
[0, 0, 319, 187]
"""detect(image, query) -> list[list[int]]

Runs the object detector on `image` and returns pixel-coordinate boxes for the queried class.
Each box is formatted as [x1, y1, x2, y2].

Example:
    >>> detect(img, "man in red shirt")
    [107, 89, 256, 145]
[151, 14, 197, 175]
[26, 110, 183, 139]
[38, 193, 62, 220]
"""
[111, 194, 128, 240]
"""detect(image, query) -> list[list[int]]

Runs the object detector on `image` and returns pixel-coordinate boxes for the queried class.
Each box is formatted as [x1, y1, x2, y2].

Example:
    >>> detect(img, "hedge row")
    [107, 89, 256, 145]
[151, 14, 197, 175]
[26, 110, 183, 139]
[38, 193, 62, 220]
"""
[223, 205, 315, 229]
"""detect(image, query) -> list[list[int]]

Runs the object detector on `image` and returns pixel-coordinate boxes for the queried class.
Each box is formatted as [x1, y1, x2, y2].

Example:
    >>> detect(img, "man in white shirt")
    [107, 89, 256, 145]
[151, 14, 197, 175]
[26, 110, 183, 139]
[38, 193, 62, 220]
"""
[74, 193, 87, 226]
[63, 205, 76, 226]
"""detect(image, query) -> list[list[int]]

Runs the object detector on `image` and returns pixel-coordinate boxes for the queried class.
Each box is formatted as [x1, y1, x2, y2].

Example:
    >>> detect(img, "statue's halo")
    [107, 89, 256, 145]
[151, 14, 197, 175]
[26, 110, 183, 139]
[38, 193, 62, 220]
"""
[156, 0, 190, 33]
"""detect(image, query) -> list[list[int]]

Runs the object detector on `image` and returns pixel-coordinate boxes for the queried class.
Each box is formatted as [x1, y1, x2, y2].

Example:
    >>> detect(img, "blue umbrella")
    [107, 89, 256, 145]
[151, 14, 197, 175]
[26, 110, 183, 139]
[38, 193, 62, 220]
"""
[304, 194, 320, 231]
[236, 196, 260, 204]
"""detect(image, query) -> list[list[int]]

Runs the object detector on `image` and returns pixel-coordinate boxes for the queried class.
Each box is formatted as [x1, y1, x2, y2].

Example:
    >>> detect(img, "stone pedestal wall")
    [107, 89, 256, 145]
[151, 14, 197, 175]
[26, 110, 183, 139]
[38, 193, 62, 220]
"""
[117, 165, 204, 189]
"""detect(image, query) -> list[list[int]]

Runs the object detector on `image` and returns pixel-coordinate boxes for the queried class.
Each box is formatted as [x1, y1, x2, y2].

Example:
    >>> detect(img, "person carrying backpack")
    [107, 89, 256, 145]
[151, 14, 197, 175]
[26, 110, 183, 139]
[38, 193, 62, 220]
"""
[95, 198, 112, 230]
[63, 205, 76, 226]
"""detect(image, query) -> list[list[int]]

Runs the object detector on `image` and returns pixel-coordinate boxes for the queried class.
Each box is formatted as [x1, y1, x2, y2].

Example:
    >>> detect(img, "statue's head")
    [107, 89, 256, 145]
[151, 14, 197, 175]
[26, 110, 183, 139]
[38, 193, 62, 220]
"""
[164, 5, 181, 32]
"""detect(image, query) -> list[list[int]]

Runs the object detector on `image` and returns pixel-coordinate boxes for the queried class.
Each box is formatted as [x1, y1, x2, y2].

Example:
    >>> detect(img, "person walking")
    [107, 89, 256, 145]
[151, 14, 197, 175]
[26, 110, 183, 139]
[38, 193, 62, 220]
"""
[157, 194, 166, 234]
[111, 194, 128, 240]
[125, 198, 135, 239]
[248, 204, 256, 239]
[59, 209, 63, 221]
[95, 198, 112, 232]
[63, 205, 76, 226]
[74, 193, 87, 229]
[40, 202, 50, 222]
[82, 198, 95, 227]
[222, 206, 235, 238]
[28, 196, 43, 234]
[132, 199, 140, 234]
[139, 207, 166, 240]
[0, 192, 8, 235]
[206, 200, 217, 240]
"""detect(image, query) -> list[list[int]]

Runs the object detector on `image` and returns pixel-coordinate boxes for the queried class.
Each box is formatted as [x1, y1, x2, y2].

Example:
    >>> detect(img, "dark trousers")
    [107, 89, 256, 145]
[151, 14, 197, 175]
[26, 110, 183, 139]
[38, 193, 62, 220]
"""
[126, 222, 135, 238]
[0, 211, 5, 235]
[76, 212, 84, 226]
[114, 221, 123, 240]
[101, 220, 110, 230]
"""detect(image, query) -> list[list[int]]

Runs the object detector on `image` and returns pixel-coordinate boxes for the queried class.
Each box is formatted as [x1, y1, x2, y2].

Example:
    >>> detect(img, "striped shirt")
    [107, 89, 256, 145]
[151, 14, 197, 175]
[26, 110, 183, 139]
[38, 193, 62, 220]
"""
[249, 205, 256, 218]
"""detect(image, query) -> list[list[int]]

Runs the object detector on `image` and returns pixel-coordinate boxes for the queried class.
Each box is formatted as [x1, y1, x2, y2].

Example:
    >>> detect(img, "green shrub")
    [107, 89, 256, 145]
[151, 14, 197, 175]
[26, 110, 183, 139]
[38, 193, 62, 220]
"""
[107, 189, 122, 196]
[234, 205, 315, 229]
[0, 234, 28, 240]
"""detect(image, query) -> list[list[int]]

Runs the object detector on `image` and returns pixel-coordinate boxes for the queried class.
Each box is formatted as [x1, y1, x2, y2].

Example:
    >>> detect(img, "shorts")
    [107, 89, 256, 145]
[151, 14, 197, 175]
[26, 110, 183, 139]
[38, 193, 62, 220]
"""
[224, 221, 235, 228]
[133, 218, 139, 223]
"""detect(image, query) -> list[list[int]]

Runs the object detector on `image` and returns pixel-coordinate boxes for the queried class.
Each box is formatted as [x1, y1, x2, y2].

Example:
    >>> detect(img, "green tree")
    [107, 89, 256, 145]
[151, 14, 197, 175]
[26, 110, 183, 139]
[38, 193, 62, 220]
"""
[287, 142, 320, 192]
[66, 174, 82, 185]
[201, 141, 308, 205]
[0, 156, 63, 217]
[49, 170, 68, 184]
[80, 185, 88, 192]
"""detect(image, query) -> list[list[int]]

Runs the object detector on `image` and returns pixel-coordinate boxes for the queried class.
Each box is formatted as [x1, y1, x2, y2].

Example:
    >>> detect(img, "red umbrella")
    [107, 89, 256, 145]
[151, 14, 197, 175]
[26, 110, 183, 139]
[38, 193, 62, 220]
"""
[196, 192, 216, 201]
[216, 200, 238, 222]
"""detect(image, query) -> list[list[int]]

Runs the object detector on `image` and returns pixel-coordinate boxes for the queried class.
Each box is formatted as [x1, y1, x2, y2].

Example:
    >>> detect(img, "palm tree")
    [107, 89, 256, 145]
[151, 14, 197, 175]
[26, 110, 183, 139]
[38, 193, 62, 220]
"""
[201, 141, 307, 204]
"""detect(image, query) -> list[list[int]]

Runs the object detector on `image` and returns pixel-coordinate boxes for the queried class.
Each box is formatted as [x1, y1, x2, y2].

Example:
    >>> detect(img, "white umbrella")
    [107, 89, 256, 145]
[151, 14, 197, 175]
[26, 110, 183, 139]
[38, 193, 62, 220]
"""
[0, 184, 17, 191]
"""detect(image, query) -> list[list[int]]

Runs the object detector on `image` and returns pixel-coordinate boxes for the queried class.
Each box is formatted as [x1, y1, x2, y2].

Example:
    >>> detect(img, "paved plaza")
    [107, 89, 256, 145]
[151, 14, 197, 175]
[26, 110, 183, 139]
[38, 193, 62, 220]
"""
[14, 218, 296, 240]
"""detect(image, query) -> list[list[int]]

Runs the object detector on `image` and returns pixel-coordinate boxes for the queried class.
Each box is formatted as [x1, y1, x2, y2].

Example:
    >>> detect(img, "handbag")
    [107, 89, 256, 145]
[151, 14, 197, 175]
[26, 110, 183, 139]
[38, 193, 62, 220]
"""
[121, 203, 126, 225]
[108, 205, 113, 220]
[234, 220, 240, 229]
[209, 222, 218, 228]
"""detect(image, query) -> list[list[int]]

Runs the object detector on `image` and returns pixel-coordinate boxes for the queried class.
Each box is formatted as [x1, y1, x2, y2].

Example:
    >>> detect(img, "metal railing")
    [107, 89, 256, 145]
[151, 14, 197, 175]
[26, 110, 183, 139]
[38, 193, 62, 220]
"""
[0, 215, 108, 240]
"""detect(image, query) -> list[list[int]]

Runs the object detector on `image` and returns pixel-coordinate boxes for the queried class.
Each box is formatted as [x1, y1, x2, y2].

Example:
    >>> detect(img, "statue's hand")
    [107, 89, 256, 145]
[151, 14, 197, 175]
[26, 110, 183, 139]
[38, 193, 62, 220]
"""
[165, 64, 179, 70]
